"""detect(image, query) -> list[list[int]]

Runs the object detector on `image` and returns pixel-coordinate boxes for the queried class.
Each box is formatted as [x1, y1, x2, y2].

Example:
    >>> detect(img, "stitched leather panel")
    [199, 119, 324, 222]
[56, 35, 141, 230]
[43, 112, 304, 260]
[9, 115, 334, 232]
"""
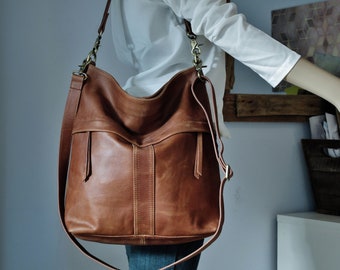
[64, 64, 221, 245]
[133, 145, 155, 239]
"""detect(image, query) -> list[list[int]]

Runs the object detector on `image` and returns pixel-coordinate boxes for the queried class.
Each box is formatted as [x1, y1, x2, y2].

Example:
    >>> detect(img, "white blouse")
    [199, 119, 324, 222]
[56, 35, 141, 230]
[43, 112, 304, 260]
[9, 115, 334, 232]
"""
[110, 0, 301, 136]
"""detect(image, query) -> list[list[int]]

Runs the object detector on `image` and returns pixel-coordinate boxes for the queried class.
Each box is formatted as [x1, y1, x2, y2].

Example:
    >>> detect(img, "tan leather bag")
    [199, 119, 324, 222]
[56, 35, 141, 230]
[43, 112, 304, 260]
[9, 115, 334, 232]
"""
[58, 1, 232, 269]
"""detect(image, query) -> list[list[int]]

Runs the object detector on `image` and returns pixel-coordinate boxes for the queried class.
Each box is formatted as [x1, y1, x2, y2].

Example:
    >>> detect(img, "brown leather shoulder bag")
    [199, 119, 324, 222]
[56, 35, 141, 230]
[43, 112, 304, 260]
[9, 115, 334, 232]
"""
[58, 1, 232, 269]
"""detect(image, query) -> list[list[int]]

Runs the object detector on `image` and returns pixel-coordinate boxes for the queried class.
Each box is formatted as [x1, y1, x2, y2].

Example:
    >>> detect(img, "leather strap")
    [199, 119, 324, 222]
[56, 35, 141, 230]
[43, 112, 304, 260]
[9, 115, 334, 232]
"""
[59, 73, 230, 270]
[98, 0, 111, 34]
[159, 77, 231, 270]
[59, 74, 120, 270]
[58, 1, 231, 269]
[58, 3, 121, 269]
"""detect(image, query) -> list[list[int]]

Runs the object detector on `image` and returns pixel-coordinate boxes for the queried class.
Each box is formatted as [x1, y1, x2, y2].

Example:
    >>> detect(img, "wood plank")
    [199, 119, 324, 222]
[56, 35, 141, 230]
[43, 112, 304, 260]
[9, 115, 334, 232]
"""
[237, 94, 325, 116]
[223, 93, 331, 122]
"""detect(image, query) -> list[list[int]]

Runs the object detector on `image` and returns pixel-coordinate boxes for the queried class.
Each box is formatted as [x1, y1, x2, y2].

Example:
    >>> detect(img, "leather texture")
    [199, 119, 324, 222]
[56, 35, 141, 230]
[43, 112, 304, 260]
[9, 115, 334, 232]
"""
[59, 65, 231, 270]
[58, 0, 232, 269]
[65, 65, 222, 245]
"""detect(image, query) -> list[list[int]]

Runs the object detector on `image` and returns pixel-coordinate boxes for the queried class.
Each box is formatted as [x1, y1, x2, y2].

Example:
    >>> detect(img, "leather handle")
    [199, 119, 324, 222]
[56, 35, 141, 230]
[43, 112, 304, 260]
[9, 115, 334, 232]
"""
[98, 0, 112, 34]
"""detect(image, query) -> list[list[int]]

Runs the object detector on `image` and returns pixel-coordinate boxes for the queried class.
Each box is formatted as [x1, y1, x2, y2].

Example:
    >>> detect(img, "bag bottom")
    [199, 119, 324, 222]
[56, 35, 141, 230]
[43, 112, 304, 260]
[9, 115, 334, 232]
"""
[74, 233, 212, 245]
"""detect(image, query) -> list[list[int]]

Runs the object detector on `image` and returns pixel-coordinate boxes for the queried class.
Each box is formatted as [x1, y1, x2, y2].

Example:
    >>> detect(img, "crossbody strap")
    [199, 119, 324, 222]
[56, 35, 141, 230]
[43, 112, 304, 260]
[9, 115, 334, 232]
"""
[59, 74, 121, 270]
[58, 1, 231, 269]
[58, 4, 122, 270]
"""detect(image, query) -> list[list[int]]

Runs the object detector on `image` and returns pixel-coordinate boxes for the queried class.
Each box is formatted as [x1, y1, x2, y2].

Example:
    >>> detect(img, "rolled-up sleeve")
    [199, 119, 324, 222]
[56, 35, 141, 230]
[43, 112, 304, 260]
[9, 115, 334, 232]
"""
[162, 0, 301, 87]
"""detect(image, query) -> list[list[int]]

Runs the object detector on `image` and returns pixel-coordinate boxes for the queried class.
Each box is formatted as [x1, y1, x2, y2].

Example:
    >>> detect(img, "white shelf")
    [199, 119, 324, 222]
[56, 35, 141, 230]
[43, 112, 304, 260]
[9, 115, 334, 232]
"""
[277, 212, 340, 270]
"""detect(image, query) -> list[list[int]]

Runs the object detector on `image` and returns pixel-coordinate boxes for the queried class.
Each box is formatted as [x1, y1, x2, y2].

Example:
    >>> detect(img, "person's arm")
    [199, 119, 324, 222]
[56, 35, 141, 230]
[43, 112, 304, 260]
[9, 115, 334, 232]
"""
[163, 0, 340, 112]
[285, 58, 340, 112]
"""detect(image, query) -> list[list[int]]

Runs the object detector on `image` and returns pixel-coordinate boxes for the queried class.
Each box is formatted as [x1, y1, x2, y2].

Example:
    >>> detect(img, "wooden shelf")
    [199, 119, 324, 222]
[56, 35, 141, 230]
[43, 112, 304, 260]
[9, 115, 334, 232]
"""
[223, 93, 332, 122]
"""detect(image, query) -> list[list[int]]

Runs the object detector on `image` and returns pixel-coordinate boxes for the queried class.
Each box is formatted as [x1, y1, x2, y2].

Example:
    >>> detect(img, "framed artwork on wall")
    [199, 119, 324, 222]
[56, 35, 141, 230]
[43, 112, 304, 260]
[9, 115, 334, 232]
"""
[272, 0, 340, 93]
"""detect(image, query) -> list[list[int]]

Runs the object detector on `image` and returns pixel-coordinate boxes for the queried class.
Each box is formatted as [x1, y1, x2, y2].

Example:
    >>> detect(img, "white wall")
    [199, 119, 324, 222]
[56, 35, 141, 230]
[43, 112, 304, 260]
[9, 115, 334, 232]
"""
[0, 0, 324, 269]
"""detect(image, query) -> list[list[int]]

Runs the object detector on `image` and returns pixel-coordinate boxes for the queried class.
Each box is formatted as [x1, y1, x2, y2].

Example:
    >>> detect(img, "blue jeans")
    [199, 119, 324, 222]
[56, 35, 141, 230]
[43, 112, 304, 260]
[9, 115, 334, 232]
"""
[125, 240, 203, 270]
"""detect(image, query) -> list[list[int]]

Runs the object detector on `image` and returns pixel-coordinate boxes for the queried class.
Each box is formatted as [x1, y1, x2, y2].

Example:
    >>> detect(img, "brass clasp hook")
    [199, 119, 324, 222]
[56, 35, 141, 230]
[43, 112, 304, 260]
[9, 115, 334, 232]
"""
[187, 33, 206, 79]
[77, 33, 103, 74]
